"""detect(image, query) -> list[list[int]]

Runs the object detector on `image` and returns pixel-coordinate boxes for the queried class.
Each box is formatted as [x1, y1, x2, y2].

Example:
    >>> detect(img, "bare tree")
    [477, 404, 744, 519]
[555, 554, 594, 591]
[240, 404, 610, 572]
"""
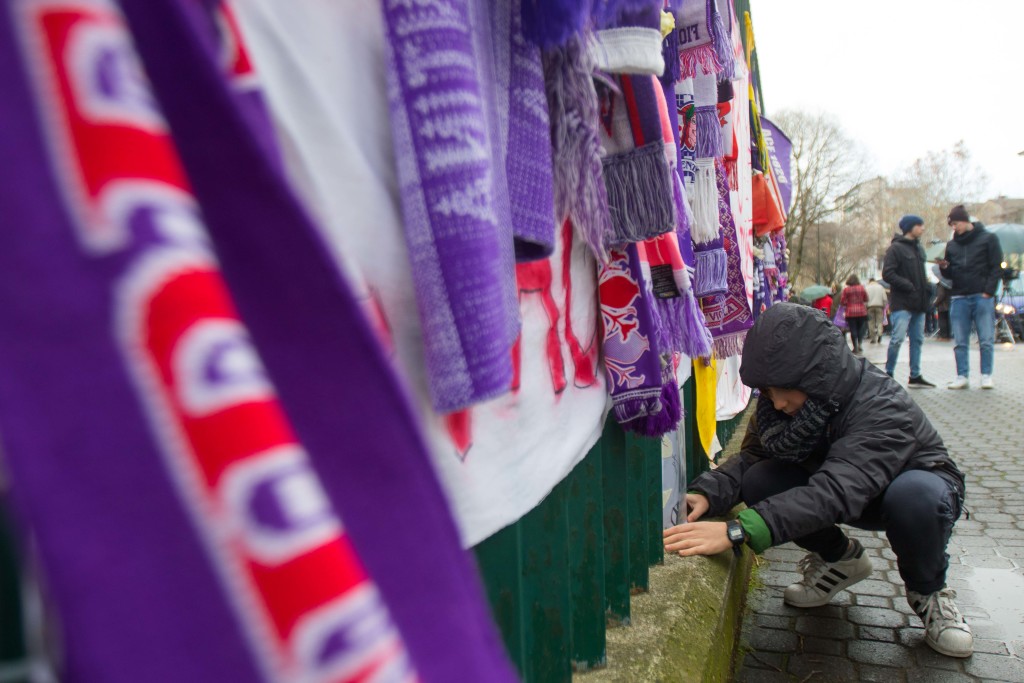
[773, 110, 870, 285]
[893, 140, 989, 231]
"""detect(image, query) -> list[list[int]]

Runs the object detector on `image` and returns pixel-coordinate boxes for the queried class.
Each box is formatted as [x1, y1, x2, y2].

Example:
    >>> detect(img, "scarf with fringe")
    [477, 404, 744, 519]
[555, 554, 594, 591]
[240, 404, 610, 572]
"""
[756, 393, 841, 463]
[598, 74, 676, 247]
[699, 159, 753, 359]
[672, 0, 731, 79]
[599, 245, 680, 436]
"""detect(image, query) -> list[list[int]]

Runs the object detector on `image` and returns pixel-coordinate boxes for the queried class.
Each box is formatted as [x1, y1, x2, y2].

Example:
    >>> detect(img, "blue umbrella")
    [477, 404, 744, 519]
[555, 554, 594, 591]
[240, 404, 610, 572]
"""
[800, 284, 831, 301]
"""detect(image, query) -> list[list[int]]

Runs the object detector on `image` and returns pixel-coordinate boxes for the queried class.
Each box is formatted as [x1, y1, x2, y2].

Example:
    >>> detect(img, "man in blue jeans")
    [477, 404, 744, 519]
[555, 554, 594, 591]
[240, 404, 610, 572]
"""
[938, 205, 1003, 389]
[882, 215, 936, 387]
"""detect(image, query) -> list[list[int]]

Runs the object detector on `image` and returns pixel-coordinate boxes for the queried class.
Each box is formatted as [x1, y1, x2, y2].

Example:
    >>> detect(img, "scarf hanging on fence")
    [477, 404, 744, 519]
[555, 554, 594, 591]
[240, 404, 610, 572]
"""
[1, 2, 518, 681]
[599, 245, 678, 434]
[381, 0, 545, 412]
[598, 74, 676, 246]
[687, 73, 721, 245]
[693, 356, 718, 457]
[771, 231, 790, 302]
[521, 0, 664, 49]
[700, 159, 754, 359]
[671, 0, 729, 79]
[544, 36, 613, 262]
[590, 3, 665, 75]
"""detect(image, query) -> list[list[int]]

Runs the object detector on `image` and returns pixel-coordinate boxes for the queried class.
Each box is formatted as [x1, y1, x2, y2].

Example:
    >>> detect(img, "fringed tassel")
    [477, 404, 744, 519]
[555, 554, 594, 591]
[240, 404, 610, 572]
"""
[694, 106, 723, 160]
[660, 18, 681, 85]
[626, 374, 682, 436]
[710, 2, 734, 80]
[613, 391, 664, 426]
[678, 44, 721, 80]
[544, 37, 612, 262]
[678, 268, 714, 358]
[602, 140, 676, 246]
[689, 159, 719, 244]
[694, 247, 727, 297]
[712, 331, 746, 360]
[654, 295, 685, 353]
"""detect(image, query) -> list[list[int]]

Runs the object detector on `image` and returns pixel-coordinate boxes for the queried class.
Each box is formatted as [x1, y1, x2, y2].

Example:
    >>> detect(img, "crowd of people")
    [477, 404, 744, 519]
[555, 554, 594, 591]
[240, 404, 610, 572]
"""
[807, 205, 1005, 389]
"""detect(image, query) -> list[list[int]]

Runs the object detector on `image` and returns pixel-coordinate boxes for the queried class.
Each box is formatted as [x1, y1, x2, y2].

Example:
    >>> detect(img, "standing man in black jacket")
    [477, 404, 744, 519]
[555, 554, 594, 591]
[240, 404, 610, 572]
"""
[881, 215, 935, 387]
[662, 304, 972, 658]
[938, 205, 1003, 389]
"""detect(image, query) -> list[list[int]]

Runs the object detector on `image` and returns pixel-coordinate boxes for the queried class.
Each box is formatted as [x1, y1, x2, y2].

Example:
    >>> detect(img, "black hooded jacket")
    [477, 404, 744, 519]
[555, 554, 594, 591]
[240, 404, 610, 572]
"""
[882, 235, 929, 312]
[939, 223, 1003, 297]
[688, 304, 964, 548]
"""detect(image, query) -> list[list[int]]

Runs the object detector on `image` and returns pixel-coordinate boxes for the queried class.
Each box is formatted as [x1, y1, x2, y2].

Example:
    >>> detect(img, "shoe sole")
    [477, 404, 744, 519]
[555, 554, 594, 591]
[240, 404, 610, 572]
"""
[925, 635, 973, 658]
[783, 565, 872, 608]
[947, 386, 968, 390]
[981, 385, 993, 390]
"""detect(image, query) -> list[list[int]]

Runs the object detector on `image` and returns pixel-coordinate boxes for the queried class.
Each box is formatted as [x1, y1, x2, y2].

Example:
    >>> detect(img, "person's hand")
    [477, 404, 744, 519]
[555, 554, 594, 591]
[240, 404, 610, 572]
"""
[685, 492, 709, 522]
[663, 521, 731, 556]
[936, 259, 949, 269]
[982, 293, 992, 299]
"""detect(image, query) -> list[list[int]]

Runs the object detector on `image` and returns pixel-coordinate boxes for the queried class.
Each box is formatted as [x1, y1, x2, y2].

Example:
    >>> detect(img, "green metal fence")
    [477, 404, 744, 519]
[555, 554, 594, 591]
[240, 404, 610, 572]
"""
[472, 376, 745, 681]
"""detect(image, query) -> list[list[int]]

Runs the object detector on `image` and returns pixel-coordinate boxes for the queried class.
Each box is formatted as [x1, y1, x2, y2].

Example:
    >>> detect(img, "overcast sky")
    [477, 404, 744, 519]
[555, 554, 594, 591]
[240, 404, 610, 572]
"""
[751, 1, 1024, 200]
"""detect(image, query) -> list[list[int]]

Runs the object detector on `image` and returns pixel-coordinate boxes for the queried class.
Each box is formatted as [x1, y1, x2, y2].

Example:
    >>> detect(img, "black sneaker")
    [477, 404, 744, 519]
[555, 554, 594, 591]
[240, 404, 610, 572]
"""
[908, 375, 936, 388]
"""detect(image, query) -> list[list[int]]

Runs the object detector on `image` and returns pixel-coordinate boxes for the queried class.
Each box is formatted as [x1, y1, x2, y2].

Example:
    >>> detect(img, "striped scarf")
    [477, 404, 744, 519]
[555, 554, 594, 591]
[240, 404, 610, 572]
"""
[756, 394, 840, 463]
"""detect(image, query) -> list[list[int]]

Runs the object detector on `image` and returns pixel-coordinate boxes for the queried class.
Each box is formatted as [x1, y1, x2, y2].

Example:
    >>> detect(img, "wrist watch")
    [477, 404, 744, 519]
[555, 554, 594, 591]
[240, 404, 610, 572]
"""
[726, 520, 746, 557]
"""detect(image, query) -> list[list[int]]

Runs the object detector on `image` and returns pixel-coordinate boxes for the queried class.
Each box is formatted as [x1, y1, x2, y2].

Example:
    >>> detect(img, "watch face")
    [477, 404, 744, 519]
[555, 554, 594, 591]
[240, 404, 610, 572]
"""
[728, 522, 744, 543]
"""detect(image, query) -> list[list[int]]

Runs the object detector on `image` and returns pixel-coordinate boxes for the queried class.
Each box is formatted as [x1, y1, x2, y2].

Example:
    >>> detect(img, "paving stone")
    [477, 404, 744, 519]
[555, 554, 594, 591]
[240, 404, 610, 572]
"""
[847, 579, 899, 597]
[906, 670, 974, 683]
[801, 636, 843, 656]
[972, 637, 1010, 655]
[747, 626, 800, 653]
[856, 625, 897, 643]
[964, 652, 1024, 681]
[795, 615, 856, 640]
[786, 653, 857, 682]
[853, 595, 893, 609]
[847, 640, 915, 667]
[846, 606, 907, 628]
[858, 665, 906, 682]
[741, 650, 785, 671]
[735, 668, 791, 683]
[754, 614, 794, 630]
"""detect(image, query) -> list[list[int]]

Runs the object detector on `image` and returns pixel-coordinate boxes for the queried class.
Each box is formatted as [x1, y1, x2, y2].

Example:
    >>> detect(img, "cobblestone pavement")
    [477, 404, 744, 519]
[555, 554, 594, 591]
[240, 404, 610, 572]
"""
[737, 335, 1024, 682]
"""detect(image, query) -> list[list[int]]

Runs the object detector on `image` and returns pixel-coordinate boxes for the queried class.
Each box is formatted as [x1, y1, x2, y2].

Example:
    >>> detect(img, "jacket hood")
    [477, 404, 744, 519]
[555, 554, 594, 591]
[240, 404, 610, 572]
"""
[739, 303, 859, 403]
[953, 224, 985, 245]
[890, 234, 918, 246]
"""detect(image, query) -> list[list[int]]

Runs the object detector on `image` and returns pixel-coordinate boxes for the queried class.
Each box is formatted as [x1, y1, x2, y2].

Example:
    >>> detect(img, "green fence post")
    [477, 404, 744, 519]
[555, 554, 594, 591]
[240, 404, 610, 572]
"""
[474, 523, 526, 678]
[566, 443, 606, 671]
[601, 421, 630, 626]
[644, 434, 664, 567]
[624, 432, 649, 594]
[0, 503, 25, 667]
[519, 479, 572, 682]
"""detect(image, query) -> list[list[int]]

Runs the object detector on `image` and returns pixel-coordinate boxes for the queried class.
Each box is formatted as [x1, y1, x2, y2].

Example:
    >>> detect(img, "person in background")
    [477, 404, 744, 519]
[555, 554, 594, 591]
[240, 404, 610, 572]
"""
[932, 265, 953, 341]
[924, 280, 938, 336]
[865, 277, 887, 344]
[812, 292, 833, 316]
[839, 274, 868, 354]
[882, 215, 935, 387]
[663, 304, 973, 659]
[938, 205, 1003, 389]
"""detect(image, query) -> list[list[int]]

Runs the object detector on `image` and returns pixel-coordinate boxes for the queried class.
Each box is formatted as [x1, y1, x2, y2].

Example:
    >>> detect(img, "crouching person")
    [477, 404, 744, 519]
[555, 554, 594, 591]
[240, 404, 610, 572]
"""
[663, 303, 972, 658]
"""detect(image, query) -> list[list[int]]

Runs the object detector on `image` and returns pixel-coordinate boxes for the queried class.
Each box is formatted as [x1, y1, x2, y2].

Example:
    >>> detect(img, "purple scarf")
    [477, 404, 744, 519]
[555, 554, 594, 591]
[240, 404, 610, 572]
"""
[700, 160, 754, 358]
[0, 2, 516, 682]
[381, 0, 562, 412]
[599, 245, 679, 436]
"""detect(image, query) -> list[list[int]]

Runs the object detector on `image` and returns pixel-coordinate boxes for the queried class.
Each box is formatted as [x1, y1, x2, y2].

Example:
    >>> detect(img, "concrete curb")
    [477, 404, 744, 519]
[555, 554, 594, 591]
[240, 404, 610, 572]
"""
[575, 408, 755, 682]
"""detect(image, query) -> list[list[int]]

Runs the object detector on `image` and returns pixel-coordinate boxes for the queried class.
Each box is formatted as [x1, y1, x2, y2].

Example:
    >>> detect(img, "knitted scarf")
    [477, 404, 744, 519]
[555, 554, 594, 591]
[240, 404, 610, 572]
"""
[5, 2, 517, 681]
[700, 159, 754, 359]
[598, 74, 677, 246]
[599, 245, 679, 435]
[383, 0, 556, 412]
[672, 0, 730, 79]
[756, 393, 840, 463]
[544, 35, 613, 262]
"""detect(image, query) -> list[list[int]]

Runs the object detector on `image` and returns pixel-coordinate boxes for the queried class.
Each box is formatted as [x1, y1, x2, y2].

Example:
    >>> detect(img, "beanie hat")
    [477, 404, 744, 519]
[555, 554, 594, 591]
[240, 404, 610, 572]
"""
[947, 204, 970, 223]
[898, 214, 924, 233]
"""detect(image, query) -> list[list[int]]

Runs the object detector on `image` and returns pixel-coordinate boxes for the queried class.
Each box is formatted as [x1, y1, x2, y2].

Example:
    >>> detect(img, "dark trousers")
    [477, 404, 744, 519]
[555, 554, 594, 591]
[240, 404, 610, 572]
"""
[847, 316, 867, 349]
[741, 460, 962, 594]
[938, 310, 951, 339]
